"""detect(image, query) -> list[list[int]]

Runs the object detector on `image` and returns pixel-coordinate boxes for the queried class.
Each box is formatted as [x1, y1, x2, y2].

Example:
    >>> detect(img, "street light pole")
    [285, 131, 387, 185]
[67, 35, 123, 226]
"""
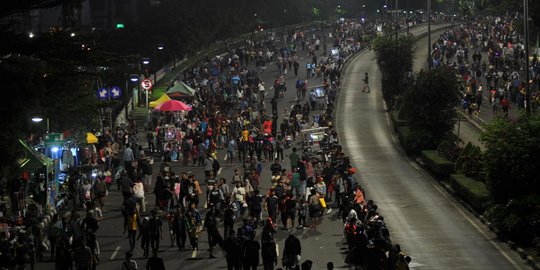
[524, 0, 531, 114]
[146, 87, 149, 128]
[427, 0, 432, 70]
[395, 0, 399, 42]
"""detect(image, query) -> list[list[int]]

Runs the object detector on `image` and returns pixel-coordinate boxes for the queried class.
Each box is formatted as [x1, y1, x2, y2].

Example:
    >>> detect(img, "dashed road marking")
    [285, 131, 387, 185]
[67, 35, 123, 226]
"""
[110, 246, 120, 260]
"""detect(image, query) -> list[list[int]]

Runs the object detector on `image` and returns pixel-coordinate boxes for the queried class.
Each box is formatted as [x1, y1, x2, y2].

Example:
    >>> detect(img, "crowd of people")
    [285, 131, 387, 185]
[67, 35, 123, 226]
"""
[0, 17, 420, 270]
[431, 16, 539, 116]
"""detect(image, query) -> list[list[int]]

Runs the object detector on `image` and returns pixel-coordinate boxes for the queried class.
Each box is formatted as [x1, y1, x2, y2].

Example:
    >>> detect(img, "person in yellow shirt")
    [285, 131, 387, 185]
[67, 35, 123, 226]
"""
[242, 128, 249, 142]
[127, 209, 139, 251]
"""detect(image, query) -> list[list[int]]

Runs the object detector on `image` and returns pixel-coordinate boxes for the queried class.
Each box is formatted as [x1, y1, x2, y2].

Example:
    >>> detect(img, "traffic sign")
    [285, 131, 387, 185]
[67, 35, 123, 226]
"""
[44, 133, 64, 147]
[110, 86, 122, 99]
[98, 88, 108, 100]
[141, 79, 153, 90]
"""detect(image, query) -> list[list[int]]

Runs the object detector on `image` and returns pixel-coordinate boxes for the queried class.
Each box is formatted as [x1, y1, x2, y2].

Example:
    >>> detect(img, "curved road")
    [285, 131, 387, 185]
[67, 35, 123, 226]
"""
[336, 25, 528, 269]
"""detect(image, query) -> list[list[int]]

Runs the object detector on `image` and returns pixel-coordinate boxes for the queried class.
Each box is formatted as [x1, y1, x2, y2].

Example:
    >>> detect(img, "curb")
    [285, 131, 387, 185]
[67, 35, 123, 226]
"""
[415, 156, 540, 269]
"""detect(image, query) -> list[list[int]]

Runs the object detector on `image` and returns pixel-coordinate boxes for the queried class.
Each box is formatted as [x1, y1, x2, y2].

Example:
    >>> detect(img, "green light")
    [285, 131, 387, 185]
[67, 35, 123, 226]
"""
[116, 23, 125, 29]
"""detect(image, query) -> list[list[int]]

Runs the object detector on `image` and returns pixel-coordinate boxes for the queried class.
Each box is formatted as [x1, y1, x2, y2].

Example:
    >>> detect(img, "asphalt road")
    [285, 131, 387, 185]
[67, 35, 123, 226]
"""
[336, 24, 529, 270]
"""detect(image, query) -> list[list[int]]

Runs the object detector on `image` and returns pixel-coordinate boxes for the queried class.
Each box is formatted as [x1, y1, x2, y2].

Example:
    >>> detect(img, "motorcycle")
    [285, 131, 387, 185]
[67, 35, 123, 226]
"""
[285, 135, 293, 148]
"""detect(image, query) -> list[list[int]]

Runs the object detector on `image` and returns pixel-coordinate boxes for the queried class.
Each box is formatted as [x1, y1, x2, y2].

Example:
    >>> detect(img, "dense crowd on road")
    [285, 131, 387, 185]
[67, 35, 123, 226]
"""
[0, 18, 421, 270]
[431, 16, 539, 116]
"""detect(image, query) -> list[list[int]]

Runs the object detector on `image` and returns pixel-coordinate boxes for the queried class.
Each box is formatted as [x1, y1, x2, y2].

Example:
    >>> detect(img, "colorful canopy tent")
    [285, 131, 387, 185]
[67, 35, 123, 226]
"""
[149, 94, 171, 108]
[166, 81, 196, 98]
[86, 132, 98, 144]
[154, 100, 192, 112]
[17, 139, 53, 173]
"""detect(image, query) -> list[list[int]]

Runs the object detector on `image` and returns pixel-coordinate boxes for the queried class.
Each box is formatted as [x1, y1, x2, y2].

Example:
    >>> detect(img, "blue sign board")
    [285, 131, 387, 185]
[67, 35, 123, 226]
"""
[98, 88, 108, 100]
[110, 86, 122, 99]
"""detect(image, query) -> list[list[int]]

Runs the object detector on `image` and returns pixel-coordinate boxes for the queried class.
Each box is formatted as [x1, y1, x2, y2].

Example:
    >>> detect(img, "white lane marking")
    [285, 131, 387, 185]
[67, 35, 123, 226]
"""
[192, 249, 198, 258]
[110, 245, 120, 260]
[431, 181, 521, 268]
[276, 243, 279, 257]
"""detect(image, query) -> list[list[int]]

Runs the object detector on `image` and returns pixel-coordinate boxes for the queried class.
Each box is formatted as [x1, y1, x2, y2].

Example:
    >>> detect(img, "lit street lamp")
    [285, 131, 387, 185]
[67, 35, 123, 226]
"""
[32, 117, 49, 133]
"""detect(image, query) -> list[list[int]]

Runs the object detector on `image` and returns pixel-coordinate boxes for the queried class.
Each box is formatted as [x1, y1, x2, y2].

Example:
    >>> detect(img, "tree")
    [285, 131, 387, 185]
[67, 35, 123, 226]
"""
[372, 35, 414, 109]
[1, 0, 78, 18]
[401, 67, 461, 152]
[0, 55, 48, 176]
[480, 114, 540, 203]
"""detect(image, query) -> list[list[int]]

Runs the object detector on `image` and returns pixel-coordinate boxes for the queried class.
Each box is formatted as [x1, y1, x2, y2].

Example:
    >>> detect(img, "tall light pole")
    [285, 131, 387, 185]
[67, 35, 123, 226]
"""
[395, 0, 399, 42]
[524, 0, 531, 114]
[31, 117, 49, 134]
[427, 0, 432, 70]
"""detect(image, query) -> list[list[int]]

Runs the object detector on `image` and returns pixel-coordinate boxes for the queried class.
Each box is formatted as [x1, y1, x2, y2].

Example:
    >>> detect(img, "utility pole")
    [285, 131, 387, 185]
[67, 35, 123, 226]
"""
[427, 0, 432, 70]
[395, 0, 399, 42]
[524, 0, 531, 114]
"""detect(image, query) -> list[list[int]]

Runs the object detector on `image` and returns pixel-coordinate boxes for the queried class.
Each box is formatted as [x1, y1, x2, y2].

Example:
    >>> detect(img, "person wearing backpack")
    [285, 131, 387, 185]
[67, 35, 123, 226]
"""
[92, 176, 108, 210]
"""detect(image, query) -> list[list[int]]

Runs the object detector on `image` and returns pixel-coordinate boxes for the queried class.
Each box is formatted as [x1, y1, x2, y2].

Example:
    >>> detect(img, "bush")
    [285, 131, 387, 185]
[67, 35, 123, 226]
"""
[437, 138, 462, 162]
[449, 174, 490, 212]
[484, 194, 540, 246]
[390, 110, 408, 128]
[421, 150, 454, 178]
[396, 127, 436, 156]
[455, 142, 483, 180]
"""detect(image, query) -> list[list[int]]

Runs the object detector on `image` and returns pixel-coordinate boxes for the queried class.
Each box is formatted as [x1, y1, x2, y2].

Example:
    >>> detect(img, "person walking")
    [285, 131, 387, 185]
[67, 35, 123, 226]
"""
[227, 139, 236, 166]
[126, 205, 140, 252]
[72, 239, 94, 270]
[223, 198, 237, 240]
[145, 250, 165, 270]
[123, 143, 136, 178]
[308, 189, 321, 229]
[265, 189, 279, 223]
[261, 240, 278, 270]
[242, 233, 260, 270]
[138, 217, 151, 258]
[172, 207, 187, 250]
[204, 204, 223, 258]
[223, 230, 243, 270]
[283, 234, 302, 270]
[118, 171, 134, 200]
[47, 214, 63, 259]
[148, 208, 163, 253]
[185, 203, 202, 250]
[361, 72, 370, 93]
[91, 176, 107, 210]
